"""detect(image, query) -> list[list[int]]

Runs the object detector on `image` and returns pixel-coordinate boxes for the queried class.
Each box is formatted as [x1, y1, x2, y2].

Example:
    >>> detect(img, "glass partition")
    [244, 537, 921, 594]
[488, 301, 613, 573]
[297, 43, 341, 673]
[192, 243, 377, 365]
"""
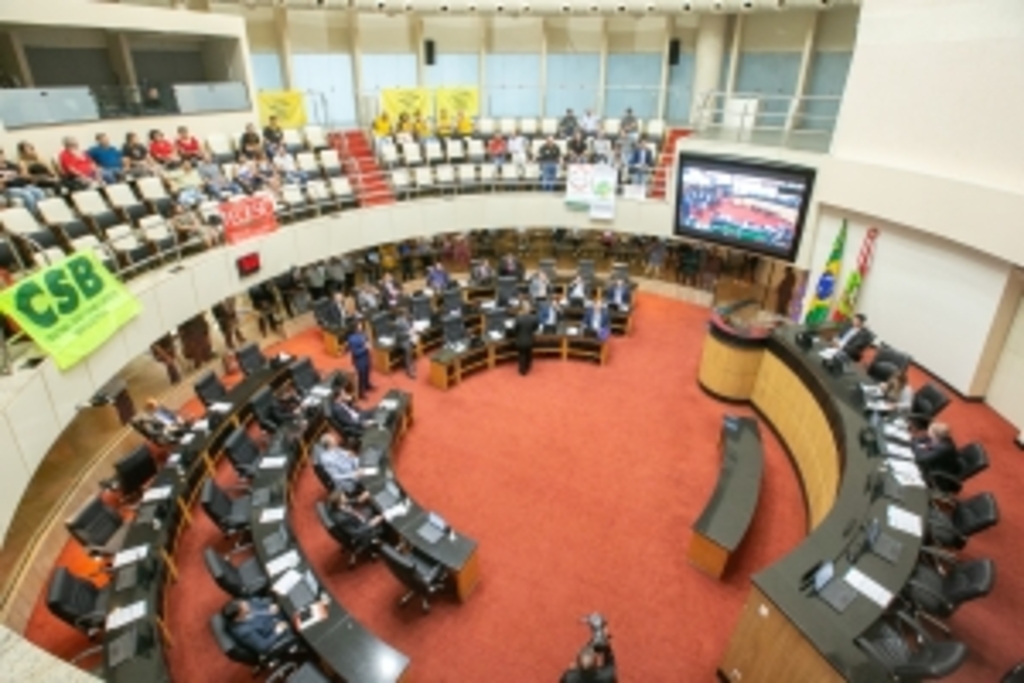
[0, 88, 99, 128]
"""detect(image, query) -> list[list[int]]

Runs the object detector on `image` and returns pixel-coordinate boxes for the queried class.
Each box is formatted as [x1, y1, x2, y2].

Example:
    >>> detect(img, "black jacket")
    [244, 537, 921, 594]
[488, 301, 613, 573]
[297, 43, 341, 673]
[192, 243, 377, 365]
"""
[513, 313, 539, 349]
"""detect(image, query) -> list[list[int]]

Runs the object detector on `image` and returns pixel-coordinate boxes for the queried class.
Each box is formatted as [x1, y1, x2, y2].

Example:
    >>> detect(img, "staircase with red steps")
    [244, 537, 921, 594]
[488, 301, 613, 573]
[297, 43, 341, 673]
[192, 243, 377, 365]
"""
[649, 127, 692, 200]
[329, 130, 395, 208]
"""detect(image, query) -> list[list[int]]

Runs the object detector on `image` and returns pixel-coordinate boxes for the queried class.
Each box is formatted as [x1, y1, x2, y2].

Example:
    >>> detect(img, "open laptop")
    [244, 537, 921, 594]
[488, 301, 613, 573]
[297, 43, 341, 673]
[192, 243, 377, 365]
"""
[107, 624, 140, 668]
[417, 512, 448, 544]
[373, 481, 402, 511]
[261, 525, 290, 557]
[866, 518, 903, 564]
[115, 564, 139, 592]
[286, 570, 320, 611]
[812, 561, 858, 613]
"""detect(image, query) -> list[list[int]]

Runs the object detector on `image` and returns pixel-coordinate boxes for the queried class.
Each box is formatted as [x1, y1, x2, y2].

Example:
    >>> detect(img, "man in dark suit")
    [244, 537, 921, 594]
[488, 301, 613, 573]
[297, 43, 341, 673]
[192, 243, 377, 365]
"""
[584, 296, 612, 341]
[330, 387, 376, 437]
[498, 253, 524, 280]
[604, 277, 631, 311]
[537, 298, 561, 333]
[512, 303, 539, 376]
[470, 259, 495, 286]
[327, 490, 384, 554]
[560, 644, 617, 683]
[832, 313, 873, 362]
[913, 422, 959, 477]
[223, 597, 297, 655]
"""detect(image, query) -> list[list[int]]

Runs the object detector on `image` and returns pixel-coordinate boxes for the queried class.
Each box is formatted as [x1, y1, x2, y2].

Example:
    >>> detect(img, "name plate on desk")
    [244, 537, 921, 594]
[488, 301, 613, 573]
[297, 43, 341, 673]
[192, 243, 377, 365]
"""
[106, 600, 148, 631]
[113, 545, 150, 568]
[209, 401, 233, 414]
[260, 456, 287, 470]
[259, 507, 286, 524]
[266, 550, 300, 577]
[142, 486, 172, 503]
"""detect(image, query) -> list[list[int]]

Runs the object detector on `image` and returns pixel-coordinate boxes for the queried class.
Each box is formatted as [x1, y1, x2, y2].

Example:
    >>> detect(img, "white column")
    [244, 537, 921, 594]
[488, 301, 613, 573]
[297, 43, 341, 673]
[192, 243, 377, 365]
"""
[105, 32, 137, 88]
[414, 17, 425, 87]
[538, 19, 548, 118]
[657, 18, 671, 122]
[725, 14, 742, 96]
[689, 14, 727, 125]
[479, 17, 488, 117]
[273, 6, 294, 91]
[597, 18, 608, 116]
[786, 11, 818, 132]
[348, 9, 365, 124]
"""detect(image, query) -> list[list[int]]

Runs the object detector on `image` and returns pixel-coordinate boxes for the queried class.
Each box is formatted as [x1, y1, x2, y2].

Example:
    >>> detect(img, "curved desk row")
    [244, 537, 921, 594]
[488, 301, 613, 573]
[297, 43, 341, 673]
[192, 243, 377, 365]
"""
[101, 363, 294, 682]
[699, 320, 931, 683]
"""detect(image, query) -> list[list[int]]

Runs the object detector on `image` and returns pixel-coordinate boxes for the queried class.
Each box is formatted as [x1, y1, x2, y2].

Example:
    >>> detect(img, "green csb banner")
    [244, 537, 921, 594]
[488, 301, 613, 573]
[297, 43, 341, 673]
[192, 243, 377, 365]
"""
[0, 252, 141, 370]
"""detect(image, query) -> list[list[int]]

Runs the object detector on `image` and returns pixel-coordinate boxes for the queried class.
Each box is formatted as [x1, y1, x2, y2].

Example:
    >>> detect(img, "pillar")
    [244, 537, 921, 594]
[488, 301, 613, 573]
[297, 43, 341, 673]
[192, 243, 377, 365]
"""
[786, 11, 818, 132]
[689, 13, 727, 126]
[273, 5, 295, 91]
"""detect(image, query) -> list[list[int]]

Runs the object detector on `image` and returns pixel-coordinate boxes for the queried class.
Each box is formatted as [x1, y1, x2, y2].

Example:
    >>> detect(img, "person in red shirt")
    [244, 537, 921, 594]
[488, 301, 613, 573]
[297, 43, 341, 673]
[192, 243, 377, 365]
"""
[175, 125, 203, 162]
[148, 129, 180, 168]
[487, 134, 507, 169]
[58, 136, 102, 190]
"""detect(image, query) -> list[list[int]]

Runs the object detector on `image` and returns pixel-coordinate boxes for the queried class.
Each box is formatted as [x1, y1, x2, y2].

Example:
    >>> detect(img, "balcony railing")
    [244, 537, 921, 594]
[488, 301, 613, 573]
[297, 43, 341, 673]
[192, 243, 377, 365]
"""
[691, 90, 841, 152]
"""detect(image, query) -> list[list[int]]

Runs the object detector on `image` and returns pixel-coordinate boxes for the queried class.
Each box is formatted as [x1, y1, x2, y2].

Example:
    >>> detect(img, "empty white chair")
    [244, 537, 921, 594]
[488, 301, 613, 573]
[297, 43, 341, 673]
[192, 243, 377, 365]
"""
[499, 118, 517, 135]
[390, 169, 411, 194]
[530, 139, 544, 158]
[424, 140, 444, 165]
[456, 164, 477, 185]
[466, 138, 486, 162]
[282, 128, 305, 153]
[520, 118, 538, 136]
[413, 166, 434, 191]
[304, 125, 328, 150]
[540, 118, 558, 136]
[306, 179, 334, 211]
[280, 184, 310, 212]
[206, 133, 235, 163]
[330, 177, 354, 202]
[320, 149, 343, 177]
[137, 177, 173, 215]
[37, 197, 77, 227]
[477, 118, 495, 137]
[72, 190, 120, 231]
[645, 119, 665, 139]
[603, 118, 621, 136]
[555, 139, 568, 158]
[104, 183, 147, 224]
[379, 141, 399, 167]
[499, 163, 519, 184]
[478, 164, 496, 185]
[70, 234, 114, 266]
[523, 163, 541, 182]
[436, 164, 455, 187]
[447, 138, 466, 163]
[138, 214, 178, 253]
[106, 224, 148, 263]
[402, 141, 424, 166]
[0, 207, 65, 263]
[296, 152, 322, 175]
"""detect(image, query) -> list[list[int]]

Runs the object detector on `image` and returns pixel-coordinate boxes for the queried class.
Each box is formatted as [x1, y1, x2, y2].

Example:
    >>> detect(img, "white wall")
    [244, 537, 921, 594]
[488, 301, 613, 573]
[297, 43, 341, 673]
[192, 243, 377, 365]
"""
[987, 287, 1024, 434]
[805, 208, 1013, 396]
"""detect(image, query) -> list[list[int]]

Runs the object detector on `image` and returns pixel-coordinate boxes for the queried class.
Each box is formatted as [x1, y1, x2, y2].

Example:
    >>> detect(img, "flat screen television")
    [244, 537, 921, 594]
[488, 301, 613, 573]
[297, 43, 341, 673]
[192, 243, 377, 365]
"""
[674, 153, 816, 262]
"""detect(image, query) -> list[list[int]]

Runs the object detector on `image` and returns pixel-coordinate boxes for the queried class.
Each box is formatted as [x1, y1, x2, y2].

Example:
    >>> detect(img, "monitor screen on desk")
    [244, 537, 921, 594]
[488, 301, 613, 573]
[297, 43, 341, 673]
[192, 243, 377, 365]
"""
[674, 152, 815, 262]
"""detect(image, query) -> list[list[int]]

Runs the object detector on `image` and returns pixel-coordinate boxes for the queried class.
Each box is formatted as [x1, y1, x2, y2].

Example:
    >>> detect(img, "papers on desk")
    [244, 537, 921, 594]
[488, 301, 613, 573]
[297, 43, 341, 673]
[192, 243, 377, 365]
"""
[266, 550, 300, 577]
[488, 330, 504, 341]
[260, 456, 287, 470]
[382, 501, 411, 522]
[106, 600, 147, 631]
[886, 460, 926, 488]
[361, 467, 379, 477]
[883, 423, 912, 443]
[209, 401, 233, 414]
[260, 507, 286, 524]
[301, 395, 320, 409]
[860, 383, 884, 398]
[423, 287, 435, 298]
[887, 505, 923, 538]
[504, 319, 515, 329]
[379, 398, 399, 411]
[310, 386, 332, 398]
[192, 419, 210, 433]
[377, 336, 395, 347]
[844, 567, 893, 608]
[818, 347, 839, 360]
[566, 326, 580, 336]
[619, 304, 630, 313]
[167, 453, 182, 467]
[278, 352, 292, 362]
[412, 320, 430, 332]
[179, 433, 195, 446]
[113, 545, 150, 568]
[272, 568, 303, 597]
[142, 486, 172, 503]
[885, 442, 915, 461]
[480, 300, 496, 310]
[865, 400, 893, 413]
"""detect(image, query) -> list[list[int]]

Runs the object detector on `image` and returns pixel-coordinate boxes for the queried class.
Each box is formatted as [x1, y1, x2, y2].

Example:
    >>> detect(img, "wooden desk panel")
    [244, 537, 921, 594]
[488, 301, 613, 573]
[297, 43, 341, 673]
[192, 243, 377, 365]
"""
[698, 332, 765, 401]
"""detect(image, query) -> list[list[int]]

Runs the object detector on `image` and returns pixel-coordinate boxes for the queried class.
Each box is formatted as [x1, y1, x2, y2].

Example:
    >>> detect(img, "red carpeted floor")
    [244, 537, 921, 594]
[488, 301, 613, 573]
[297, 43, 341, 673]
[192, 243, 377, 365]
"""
[23, 292, 1024, 681]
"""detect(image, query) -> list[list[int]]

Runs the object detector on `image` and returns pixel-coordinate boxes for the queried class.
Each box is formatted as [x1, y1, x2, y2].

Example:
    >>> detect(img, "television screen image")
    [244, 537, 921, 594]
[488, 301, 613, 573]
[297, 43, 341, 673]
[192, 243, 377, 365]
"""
[675, 153, 815, 262]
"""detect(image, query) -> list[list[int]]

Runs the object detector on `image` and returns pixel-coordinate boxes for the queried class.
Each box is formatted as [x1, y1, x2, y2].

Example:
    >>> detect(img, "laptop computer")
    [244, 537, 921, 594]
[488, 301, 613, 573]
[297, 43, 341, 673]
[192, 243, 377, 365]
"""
[360, 446, 384, 468]
[107, 624, 139, 668]
[417, 513, 449, 544]
[287, 570, 320, 611]
[261, 525, 289, 557]
[866, 518, 903, 564]
[810, 561, 858, 613]
[135, 504, 158, 526]
[374, 481, 402, 511]
[115, 564, 139, 592]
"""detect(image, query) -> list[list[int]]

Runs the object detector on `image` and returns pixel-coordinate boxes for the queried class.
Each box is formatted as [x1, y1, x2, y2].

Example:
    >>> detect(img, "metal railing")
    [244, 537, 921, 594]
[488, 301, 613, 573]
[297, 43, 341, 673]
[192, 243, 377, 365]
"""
[691, 90, 841, 152]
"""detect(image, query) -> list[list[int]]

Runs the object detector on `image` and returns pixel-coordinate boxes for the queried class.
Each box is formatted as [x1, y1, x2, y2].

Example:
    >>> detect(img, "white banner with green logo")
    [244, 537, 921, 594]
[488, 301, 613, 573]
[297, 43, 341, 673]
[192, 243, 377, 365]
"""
[0, 252, 141, 370]
[564, 164, 618, 220]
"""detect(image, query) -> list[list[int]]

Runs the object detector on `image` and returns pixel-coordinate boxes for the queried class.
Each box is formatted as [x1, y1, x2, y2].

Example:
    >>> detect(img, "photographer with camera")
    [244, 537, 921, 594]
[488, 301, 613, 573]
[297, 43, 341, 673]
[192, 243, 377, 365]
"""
[560, 613, 617, 683]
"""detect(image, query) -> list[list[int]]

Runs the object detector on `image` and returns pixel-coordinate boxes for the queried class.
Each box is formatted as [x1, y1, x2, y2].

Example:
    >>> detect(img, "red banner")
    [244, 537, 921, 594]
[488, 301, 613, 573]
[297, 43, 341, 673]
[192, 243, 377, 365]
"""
[219, 196, 279, 245]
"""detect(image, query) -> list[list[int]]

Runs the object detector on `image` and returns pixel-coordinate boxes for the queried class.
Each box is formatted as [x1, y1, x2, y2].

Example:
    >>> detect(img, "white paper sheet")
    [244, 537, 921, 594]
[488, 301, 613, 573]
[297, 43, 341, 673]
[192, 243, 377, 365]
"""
[885, 443, 915, 460]
[266, 550, 300, 577]
[106, 600, 147, 630]
[377, 336, 395, 347]
[142, 486, 172, 502]
[260, 456, 287, 470]
[818, 348, 839, 360]
[886, 505, 923, 537]
[860, 383, 883, 397]
[310, 386, 332, 398]
[883, 424, 911, 442]
[566, 326, 579, 336]
[113, 545, 149, 568]
[192, 419, 209, 432]
[179, 433, 195, 446]
[210, 402, 233, 413]
[260, 507, 286, 524]
[412, 321, 430, 332]
[272, 568, 303, 596]
[380, 398, 398, 411]
[488, 330, 503, 340]
[844, 567, 893, 607]
[382, 501, 410, 522]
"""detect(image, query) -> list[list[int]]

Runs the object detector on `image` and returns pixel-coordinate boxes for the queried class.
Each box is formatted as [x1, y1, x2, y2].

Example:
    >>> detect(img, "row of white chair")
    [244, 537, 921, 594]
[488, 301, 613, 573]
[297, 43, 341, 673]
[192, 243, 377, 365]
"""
[471, 116, 665, 139]
[379, 137, 660, 168]
[206, 125, 330, 162]
[389, 163, 571, 192]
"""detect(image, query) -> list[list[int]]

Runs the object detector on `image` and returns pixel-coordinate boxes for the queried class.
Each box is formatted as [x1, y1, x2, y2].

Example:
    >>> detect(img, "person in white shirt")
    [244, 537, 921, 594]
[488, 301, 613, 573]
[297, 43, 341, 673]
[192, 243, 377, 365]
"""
[581, 110, 600, 138]
[273, 147, 307, 185]
[508, 132, 528, 174]
[880, 370, 914, 413]
[317, 432, 363, 493]
[831, 313, 873, 362]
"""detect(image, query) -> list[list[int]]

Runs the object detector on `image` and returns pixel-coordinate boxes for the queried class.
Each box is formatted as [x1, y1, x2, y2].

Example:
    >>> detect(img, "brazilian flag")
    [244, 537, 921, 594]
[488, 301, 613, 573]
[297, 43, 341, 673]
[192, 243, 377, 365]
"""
[804, 221, 847, 325]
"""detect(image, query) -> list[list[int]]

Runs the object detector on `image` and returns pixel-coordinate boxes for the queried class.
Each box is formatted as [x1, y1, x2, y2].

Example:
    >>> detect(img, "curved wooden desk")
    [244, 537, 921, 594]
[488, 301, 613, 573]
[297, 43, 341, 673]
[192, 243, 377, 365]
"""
[700, 322, 931, 683]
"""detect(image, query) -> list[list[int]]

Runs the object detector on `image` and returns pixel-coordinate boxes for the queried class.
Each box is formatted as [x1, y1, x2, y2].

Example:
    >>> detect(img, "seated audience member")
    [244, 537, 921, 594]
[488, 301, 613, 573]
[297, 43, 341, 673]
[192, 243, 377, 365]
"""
[262, 116, 284, 156]
[304, 261, 328, 301]
[330, 387, 377, 436]
[239, 123, 263, 160]
[425, 262, 451, 291]
[436, 108, 453, 138]
[584, 294, 612, 341]
[326, 489, 384, 553]
[508, 131, 528, 174]
[372, 111, 392, 138]
[620, 108, 639, 140]
[412, 111, 431, 141]
[592, 135, 613, 165]
[379, 272, 403, 308]
[498, 253, 524, 280]
[234, 160, 265, 194]
[879, 369, 913, 413]
[254, 152, 281, 188]
[317, 432, 364, 492]
[0, 149, 45, 216]
[139, 397, 189, 442]
[488, 134, 507, 168]
[122, 132, 157, 177]
[17, 142, 61, 192]
[567, 132, 588, 164]
[628, 137, 654, 186]
[580, 109, 600, 138]
[561, 643, 617, 683]
[605, 276, 631, 310]
[537, 136, 561, 191]
[831, 313, 873, 362]
[222, 598, 299, 655]
[356, 283, 381, 314]
[912, 421, 959, 476]
[471, 258, 495, 286]
[148, 130, 180, 168]
[58, 137, 103, 189]
[87, 134, 124, 184]
[566, 275, 588, 305]
[558, 109, 579, 138]
[537, 297, 560, 332]
[395, 112, 413, 139]
[197, 156, 242, 198]
[528, 270, 550, 300]
[393, 308, 418, 379]
[171, 203, 219, 248]
[455, 110, 474, 138]
[175, 126, 203, 162]
[166, 160, 205, 208]
[272, 146, 307, 185]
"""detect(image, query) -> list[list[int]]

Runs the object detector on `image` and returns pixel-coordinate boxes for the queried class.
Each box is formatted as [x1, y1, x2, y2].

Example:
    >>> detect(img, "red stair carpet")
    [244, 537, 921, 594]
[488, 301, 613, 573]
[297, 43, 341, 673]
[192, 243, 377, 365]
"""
[334, 130, 395, 208]
[22, 292, 1024, 682]
[649, 128, 692, 200]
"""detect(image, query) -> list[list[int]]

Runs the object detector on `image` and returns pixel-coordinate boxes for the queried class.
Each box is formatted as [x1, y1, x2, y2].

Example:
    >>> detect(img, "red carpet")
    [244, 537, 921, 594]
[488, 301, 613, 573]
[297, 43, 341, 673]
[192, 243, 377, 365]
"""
[23, 292, 1024, 681]
[649, 128, 691, 200]
[334, 130, 395, 208]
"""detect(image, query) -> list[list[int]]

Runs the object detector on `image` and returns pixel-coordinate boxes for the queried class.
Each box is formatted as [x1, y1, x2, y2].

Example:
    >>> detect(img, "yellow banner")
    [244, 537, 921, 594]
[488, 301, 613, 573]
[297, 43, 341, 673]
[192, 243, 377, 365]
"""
[435, 86, 479, 118]
[380, 88, 434, 121]
[257, 90, 308, 128]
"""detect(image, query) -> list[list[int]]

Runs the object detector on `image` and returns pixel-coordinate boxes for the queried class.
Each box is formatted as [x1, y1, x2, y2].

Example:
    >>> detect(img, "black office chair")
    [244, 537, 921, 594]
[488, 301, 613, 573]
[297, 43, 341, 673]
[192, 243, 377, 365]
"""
[379, 543, 447, 612]
[496, 276, 518, 306]
[288, 662, 332, 683]
[194, 370, 229, 408]
[46, 567, 109, 663]
[250, 387, 285, 434]
[201, 479, 253, 551]
[370, 311, 396, 344]
[410, 294, 433, 322]
[867, 346, 911, 382]
[538, 258, 557, 282]
[310, 444, 337, 492]
[927, 492, 999, 550]
[209, 612, 299, 681]
[904, 556, 995, 633]
[1003, 662, 1024, 683]
[442, 288, 464, 316]
[315, 501, 377, 568]
[927, 442, 989, 495]
[911, 383, 951, 421]
[101, 445, 158, 504]
[611, 262, 630, 282]
[855, 610, 967, 681]
[578, 259, 595, 281]
[65, 495, 128, 559]
[224, 427, 264, 481]
[236, 342, 269, 377]
[203, 547, 270, 598]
